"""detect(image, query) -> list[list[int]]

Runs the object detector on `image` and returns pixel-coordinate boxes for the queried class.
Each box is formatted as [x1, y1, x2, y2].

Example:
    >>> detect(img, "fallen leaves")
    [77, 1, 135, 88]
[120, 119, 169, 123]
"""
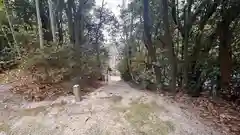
[171, 92, 240, 135]
[7, 70, 105, 102]
[11, 82, 67, 101]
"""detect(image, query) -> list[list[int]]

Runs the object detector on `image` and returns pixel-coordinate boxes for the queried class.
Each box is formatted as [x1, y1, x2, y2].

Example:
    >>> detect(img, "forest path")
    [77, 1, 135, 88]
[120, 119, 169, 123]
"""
[0, 76, 221, 135]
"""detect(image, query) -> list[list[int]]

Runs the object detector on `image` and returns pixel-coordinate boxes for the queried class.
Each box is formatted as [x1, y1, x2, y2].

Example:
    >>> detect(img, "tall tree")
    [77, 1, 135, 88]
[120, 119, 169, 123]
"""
[217, 1, 240, 91]
[162, 0, 177, 91]
[142, 0, 162, 85]
[48, 0, 56, 43]
[55, 0, 64, 43]
[95, 0, 105, 68]
[35, 0, 44, 48]
[65, 0, 75, 44]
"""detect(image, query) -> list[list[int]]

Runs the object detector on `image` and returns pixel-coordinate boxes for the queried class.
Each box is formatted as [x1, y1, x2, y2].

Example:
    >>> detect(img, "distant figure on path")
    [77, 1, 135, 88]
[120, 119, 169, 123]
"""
[105, 66, 112, 83]
[107, 66, 112, 75]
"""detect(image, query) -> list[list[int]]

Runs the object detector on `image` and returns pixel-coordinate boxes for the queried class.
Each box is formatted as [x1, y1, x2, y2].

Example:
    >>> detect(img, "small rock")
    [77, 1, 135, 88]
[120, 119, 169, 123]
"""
[61, 100, 67, 105]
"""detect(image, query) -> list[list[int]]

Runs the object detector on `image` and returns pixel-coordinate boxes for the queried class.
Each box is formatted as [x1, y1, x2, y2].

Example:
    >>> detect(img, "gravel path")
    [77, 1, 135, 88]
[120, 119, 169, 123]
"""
[0, 76, 221, 135]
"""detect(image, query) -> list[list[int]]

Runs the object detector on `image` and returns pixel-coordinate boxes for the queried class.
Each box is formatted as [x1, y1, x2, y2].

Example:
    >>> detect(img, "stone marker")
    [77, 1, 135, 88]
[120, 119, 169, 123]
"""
[73, 84, 81, 101]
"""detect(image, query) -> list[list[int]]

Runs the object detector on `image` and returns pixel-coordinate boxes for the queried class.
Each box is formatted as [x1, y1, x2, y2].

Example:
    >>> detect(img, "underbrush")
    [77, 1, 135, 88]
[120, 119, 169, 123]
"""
[118, 52, 156, 90]
[4, 45, 106, 101]
[22, 45, 103, 83]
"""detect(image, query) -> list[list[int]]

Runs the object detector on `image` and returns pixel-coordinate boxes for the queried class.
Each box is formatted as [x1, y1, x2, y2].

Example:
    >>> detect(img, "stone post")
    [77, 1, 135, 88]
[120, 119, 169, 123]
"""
[73, 84, 81, 101]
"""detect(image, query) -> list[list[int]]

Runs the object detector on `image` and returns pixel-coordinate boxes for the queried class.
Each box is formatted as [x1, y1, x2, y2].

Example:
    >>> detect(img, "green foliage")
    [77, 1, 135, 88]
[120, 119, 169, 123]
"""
[21, 45, 106, 84]
[1, 23, 38, 62]
[118, 50, 157, 89]
[131, 52, 155, 85]
[117, 56, 131, 81]
[0, 48, 15, 61]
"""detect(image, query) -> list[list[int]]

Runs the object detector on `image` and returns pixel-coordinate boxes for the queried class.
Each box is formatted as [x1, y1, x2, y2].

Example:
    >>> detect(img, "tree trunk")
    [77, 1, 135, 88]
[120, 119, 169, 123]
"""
[48, 0, 56, 43]
[3, 0, 20, 56]
[56, 12, 63, 43]
[162, 0, 177, 91]
[182, 0, 193, 88]
[143, 0, 162, 86]
[128, 5, 134, 80]
[39, 1, 52, 42]
[94, 0, 105, 68]
[35, 0, 44, 49]
[66, 0, 74, 44]
[56, 0, 64, 43]
[182, 32, 189, 87]
[74, 0, 85, 47]
[216, 0, 240, 92]
[74, 18, 80, 47]
[218, 21, 232, 91]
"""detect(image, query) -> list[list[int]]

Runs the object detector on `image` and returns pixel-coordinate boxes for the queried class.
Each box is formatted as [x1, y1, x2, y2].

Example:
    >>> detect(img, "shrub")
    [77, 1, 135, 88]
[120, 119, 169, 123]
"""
[118, 51, 156, 89]
[21, 45, 106, 84]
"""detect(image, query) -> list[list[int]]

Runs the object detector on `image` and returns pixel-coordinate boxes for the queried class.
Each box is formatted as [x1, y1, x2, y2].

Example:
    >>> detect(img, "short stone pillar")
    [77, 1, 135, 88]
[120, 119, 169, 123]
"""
[73, 84, 81, 101]
[104, 70, 109, 84]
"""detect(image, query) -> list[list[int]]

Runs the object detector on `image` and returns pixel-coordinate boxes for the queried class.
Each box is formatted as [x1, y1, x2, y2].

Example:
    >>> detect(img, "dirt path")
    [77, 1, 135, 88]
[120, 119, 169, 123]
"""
[0, 76, 222, 135]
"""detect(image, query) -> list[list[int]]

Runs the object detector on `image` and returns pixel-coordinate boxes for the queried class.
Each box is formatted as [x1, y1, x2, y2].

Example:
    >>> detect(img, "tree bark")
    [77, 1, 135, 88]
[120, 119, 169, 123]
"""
[217, 0, 240, 91]
[162, 0, 177, 91]
[128, 5, 134, 80]
[74, 18, 80, 47]
[57, 11, 63, 43]
[218, 21, 232, 91]
[55, 0, 64, 43]
[35, 0, 44, 49]
[39, 1, 52, 42]
[66, 0, 74, 44]
[74, 0, 86, 47]
[48, 0, 56, 43]
[143, 0, 162, 86]
[182, 0, 194, 88]
[95, 0, 105, 68]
